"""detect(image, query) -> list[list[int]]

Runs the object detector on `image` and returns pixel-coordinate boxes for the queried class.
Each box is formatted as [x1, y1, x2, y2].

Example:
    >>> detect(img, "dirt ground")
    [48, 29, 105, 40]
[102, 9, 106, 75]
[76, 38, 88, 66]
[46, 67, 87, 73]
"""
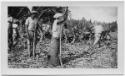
[8, 32, 117, 68]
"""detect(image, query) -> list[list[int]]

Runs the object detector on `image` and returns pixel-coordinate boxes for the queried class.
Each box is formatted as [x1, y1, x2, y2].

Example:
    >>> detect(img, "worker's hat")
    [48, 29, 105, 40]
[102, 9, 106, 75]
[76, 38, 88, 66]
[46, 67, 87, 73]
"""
[31, 11, 38, 14]
[53, 13, 63, 18]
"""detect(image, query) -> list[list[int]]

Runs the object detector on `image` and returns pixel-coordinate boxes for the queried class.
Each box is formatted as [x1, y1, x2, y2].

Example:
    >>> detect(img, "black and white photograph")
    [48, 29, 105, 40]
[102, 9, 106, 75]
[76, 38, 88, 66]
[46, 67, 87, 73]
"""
[1, 1, 124, 75]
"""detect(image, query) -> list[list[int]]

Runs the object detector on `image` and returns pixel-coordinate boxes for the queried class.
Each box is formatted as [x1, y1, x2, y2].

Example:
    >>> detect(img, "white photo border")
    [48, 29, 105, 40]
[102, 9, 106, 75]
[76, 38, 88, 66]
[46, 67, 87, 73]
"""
[1, 1, 124, 75]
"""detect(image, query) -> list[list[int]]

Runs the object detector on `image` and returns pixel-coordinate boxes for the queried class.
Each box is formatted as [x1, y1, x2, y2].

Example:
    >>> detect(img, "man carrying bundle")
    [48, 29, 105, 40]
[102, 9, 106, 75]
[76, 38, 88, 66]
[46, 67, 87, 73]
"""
[93, 22, 104, 46]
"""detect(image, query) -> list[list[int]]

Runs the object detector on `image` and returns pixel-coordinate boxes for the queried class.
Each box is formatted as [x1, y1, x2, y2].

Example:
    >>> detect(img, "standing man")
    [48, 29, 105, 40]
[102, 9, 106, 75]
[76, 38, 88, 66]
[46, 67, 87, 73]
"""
[25, 11, 38, 57]
[93, 22, 104, 46]
[47, 13, 65, 66]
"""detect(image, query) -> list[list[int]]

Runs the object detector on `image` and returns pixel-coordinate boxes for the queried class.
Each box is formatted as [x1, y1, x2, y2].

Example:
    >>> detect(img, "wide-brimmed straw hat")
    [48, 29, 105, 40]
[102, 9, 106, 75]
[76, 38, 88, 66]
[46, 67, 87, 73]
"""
[31, 11, 38, 14]
[53, 13, 63, 18]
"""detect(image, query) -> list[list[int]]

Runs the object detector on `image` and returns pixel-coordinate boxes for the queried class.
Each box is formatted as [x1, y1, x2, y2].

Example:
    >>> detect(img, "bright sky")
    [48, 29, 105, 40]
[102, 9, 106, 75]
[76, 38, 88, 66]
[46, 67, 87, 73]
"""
[69, 6, 117, 23]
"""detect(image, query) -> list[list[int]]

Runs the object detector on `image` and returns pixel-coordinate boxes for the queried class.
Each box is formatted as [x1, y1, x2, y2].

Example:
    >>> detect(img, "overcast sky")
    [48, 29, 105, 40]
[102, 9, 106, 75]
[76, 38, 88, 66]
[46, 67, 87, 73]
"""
[68, 6, 117, 23]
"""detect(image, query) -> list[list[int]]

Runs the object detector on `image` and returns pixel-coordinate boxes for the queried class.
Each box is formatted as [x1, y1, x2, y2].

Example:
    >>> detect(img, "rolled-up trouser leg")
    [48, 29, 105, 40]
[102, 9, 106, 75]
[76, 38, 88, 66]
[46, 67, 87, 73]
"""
[93, 33, 101, 45]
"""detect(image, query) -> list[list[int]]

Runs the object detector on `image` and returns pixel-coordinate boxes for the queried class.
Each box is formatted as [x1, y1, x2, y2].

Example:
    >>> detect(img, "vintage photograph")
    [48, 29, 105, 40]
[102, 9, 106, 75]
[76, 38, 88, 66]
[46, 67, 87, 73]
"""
[7, 5, 118, 68]
[1, 0, 124, 75]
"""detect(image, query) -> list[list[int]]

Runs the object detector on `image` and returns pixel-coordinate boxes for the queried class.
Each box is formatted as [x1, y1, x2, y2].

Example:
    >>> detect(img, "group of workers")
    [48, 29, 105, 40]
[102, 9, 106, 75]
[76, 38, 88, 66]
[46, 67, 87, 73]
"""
[8, 8, 107, 59]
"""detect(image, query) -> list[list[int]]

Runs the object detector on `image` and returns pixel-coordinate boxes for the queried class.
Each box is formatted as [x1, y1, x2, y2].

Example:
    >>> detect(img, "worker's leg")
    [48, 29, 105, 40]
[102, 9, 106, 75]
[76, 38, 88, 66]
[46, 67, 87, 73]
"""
[30, 40, 33, 57]
[27, 38, 30, 56]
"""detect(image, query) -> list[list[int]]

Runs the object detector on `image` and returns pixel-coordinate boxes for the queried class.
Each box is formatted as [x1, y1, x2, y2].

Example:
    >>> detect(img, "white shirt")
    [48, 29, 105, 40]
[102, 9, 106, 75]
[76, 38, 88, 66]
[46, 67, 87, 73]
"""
[52, 20, 63, 37]
[25, 17, 37, 31]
